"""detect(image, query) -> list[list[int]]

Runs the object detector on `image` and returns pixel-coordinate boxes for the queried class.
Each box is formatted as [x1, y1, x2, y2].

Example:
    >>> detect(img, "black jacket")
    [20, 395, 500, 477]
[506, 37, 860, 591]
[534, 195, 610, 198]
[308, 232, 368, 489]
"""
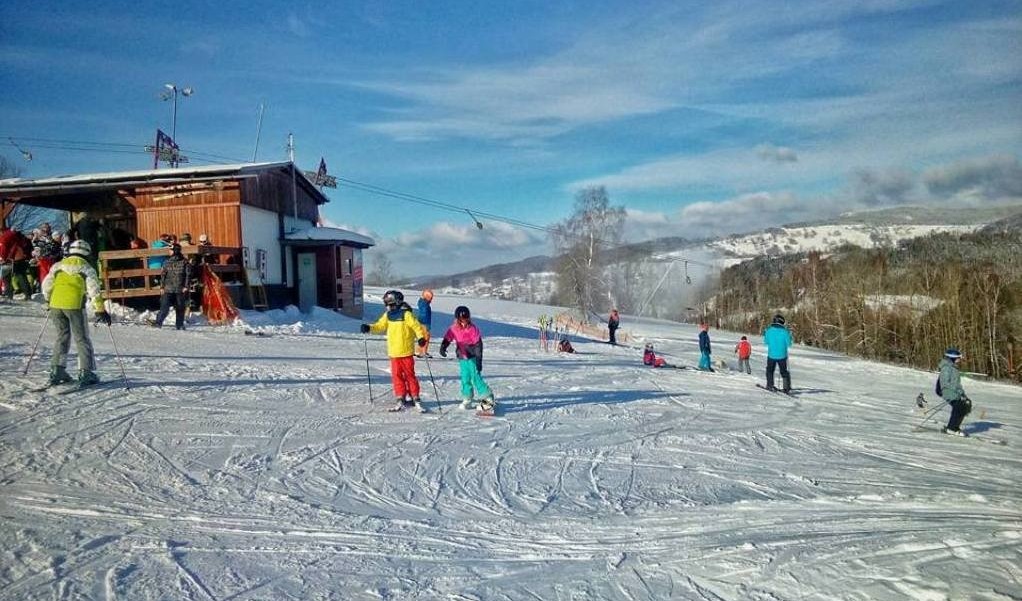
[161, 254, 191, 291]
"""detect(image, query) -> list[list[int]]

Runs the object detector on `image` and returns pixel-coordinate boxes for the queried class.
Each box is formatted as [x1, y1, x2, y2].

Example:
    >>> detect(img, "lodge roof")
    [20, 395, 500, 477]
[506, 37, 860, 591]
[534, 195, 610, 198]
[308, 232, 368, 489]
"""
[0, 162, 330, 205]
[284, 226, 375, 248]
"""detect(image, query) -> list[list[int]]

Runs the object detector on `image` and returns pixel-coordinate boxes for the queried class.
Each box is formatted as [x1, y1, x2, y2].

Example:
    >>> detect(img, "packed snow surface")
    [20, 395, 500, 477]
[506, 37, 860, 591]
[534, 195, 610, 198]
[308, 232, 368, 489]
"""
[1, 288, 1020, 600]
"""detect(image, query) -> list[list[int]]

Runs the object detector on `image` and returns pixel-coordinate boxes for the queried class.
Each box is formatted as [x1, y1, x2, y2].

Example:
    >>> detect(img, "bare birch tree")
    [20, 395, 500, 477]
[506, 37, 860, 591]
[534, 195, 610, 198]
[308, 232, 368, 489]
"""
[550, 186, 625, 321]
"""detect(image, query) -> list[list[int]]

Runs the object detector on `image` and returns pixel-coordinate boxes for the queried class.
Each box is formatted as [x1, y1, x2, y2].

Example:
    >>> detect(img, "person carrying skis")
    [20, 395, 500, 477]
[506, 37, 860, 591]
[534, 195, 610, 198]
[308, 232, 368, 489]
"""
[938, 347, 971, 436]
[415, 289, 434, 357]
[439, 305, 495, 412]
[361, 290, 428, 412]
[41, 240, 111, 387]
[608, 309, 620, 345]
[763, 314, 793, 393]
[698, 322, 713, 371]
[734, 335, 752, 374]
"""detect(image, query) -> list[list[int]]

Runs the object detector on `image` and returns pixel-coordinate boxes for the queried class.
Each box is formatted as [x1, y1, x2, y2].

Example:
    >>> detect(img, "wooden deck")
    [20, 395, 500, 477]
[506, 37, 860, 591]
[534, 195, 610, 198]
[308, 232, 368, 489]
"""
[99, 246, 243, 299]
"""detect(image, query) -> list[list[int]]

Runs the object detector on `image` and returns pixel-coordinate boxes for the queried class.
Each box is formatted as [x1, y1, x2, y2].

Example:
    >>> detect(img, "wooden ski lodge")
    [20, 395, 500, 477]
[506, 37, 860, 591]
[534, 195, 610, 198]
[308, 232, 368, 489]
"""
[0, 162, 374, 317]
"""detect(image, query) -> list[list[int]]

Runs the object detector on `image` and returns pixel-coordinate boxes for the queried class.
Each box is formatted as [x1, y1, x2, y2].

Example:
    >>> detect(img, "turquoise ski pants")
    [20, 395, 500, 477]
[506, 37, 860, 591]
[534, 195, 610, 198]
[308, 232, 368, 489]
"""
[459, 358, 491, 400]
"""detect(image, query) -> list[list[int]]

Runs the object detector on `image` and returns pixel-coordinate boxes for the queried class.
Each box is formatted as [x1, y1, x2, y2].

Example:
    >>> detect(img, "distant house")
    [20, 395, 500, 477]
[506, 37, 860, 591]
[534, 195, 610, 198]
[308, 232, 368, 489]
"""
[0, 162, 373, 317]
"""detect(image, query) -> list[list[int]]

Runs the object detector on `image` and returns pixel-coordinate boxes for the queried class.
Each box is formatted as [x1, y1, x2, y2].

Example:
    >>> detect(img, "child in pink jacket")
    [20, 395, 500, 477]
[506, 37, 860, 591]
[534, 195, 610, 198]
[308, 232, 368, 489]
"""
[439, 305, 495, 413]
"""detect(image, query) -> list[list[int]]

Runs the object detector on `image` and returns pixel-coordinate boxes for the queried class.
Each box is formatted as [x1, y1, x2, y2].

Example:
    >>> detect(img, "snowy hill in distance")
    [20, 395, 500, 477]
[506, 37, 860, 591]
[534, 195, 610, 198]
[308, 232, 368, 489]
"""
[698, 204, 1022, 265]
[415, 204, 1022, 303]
[1, 288, 1019, 599]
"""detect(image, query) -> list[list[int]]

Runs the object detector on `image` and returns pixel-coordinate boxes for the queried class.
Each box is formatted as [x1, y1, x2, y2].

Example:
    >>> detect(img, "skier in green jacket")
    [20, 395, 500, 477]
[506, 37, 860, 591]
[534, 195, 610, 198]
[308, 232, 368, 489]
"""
[938, 347, 971, 436]
[41, 240, 111, 387]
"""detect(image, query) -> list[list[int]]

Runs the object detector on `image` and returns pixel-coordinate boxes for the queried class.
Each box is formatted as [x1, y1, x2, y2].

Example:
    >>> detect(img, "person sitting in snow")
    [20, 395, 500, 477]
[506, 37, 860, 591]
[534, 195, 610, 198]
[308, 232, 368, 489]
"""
[643, 343, 669, 367]
[361, 290, 428, 412]
[439, 305, 495, 413]
[558, 334, 575, 353]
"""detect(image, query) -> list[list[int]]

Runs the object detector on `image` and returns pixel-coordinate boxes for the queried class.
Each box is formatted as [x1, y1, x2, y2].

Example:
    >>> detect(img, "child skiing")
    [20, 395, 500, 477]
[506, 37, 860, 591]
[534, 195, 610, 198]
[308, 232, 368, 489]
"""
[439, 305, 495, 415]
[734, 335, 752, 374]
[41, 240, 111, 387]
[938, 347, 971, 436]
[361, 290, 429, 412]
[698, 323, 713, 371]
[415, 289, 433, 357]
[608, 309, 620, 345]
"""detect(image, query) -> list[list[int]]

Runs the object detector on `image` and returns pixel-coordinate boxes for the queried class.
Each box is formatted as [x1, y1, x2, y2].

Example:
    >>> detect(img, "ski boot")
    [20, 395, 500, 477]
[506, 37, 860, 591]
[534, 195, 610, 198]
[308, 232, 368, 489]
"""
[477, 396, 496, 417]
[412, 396, 427, 413]
[388, 397, 406, 412]
[48, 366, 74, 386]
[76, 370, 101, 389]
[461, 397, 475, 410]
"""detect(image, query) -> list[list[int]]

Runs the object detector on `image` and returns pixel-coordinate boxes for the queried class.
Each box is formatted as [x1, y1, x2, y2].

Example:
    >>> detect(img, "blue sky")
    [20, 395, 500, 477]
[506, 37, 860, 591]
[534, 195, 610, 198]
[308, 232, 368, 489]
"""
[2, 0, 1020, 277]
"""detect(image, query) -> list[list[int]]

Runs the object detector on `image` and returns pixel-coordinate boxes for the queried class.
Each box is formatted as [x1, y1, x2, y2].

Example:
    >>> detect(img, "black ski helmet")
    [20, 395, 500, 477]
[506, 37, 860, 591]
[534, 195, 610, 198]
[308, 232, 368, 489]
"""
[772, 313, 786, 325]
[382, 290, 404, 306]
[454, 305, 471, 319]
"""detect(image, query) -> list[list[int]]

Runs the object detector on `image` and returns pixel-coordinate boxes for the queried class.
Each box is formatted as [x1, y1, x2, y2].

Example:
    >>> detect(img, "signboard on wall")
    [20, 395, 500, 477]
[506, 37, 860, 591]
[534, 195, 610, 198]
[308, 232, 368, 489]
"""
[352, 249, 363, 306]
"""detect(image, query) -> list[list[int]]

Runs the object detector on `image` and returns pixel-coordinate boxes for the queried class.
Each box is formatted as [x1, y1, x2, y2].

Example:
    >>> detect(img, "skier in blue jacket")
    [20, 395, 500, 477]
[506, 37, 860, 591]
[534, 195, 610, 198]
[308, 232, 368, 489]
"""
[763, 314, 793, 393]
[415, 289, 434, 357]
[698, 323, 713, 371]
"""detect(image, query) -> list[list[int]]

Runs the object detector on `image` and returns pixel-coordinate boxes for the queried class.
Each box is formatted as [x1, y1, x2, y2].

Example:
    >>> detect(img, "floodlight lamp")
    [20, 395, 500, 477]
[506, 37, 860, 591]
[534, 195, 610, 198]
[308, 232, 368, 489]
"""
[182, 87, 194, 96]
[164, 83, 176, 91]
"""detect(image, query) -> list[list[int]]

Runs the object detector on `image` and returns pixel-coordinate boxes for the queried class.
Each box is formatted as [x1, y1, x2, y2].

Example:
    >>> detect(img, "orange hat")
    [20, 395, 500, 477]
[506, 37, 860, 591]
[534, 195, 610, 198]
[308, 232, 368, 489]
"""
[422, 289, 434, 301]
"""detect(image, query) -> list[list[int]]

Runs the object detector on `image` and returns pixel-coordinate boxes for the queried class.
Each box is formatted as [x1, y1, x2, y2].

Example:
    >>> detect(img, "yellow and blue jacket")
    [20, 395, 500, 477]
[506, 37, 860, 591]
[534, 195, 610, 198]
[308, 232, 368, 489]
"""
[368, 304, 427, 358]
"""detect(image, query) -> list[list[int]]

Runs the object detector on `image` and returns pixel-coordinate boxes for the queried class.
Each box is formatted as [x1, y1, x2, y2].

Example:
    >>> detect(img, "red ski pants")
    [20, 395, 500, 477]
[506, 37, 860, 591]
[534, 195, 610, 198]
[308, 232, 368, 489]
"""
[390, 355, 421, 399]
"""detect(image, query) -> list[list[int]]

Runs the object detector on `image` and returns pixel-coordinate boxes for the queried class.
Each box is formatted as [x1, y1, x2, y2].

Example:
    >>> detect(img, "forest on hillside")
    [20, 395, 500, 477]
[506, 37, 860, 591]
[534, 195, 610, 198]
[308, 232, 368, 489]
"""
[709, 226, 1022, 382]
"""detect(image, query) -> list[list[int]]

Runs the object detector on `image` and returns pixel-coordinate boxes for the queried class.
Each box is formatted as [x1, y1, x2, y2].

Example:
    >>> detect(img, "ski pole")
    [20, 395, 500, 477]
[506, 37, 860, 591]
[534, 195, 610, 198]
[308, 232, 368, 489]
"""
[22, 309, 49, 375]
[914, 399, 949, 431]
[363, 332, 373, 403]
[104, 322, 130, 390]
[423, 355, 442, 413]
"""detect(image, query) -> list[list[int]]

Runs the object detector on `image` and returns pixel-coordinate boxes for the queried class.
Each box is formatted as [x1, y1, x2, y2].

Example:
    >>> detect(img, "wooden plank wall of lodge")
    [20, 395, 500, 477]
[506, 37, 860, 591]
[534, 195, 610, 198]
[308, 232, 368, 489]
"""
[240, 169, 321, 223]
[129, 181, 243, 247]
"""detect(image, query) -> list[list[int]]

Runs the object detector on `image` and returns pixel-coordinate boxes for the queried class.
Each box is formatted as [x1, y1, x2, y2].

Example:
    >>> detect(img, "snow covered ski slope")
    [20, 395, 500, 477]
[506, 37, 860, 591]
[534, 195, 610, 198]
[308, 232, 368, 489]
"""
[1, 290, 1020, 600]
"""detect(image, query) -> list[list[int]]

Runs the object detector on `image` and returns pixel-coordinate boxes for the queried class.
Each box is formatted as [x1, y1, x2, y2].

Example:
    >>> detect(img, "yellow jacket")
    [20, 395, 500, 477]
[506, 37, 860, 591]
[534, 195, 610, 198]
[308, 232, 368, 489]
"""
[42, 255, 105, 312]
[369, 305, 427, 358]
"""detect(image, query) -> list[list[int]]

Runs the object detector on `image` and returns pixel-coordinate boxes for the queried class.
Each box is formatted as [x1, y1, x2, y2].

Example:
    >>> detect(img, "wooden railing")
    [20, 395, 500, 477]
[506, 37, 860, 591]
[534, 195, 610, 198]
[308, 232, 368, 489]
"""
[99, 246, 243, 299]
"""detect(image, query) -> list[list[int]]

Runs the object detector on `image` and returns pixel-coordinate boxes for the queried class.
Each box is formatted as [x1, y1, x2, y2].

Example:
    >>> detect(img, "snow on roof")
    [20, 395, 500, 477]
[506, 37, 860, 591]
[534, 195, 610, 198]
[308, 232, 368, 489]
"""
[284, 226, 375, 247]
[0, 162, 291, 188]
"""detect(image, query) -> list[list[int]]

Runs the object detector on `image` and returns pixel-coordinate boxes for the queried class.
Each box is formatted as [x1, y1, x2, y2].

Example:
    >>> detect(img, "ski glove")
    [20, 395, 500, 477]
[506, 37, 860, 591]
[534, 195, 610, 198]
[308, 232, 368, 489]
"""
[439, 340, 450, 357]
[416, 338, 426, 347]
[95, 311, 112, 326]
[360, 324, 370, 333]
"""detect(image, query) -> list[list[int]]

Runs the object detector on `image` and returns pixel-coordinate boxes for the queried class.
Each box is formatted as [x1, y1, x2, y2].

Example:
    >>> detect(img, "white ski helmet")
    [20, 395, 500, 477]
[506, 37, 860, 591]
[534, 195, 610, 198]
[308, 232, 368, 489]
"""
[68, 239, 92, 257]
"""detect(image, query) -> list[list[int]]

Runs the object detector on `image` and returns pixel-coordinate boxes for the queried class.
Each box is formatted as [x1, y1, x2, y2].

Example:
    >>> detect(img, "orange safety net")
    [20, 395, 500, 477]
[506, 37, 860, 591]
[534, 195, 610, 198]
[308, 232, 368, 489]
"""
[201, 265, 239, 325]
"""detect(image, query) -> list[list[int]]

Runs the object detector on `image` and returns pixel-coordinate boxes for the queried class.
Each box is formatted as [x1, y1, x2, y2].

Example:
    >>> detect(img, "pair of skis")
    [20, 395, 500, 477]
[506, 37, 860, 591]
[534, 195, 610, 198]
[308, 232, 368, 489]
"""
[756, 383, 798, 396]
[30, 379, 104, 395]
[385, 400, 496, 417]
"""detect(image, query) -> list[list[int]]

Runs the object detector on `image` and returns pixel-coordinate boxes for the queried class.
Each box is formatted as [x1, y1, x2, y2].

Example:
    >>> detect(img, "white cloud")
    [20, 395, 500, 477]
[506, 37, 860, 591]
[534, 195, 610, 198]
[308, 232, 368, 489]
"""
[756, 144, 798, 164]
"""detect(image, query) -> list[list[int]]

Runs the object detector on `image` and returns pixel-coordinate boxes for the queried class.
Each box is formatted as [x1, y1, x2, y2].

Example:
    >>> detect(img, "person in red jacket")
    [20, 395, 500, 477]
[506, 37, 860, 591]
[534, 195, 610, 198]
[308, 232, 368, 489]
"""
[0, 226, 32, 299]
[734, 335, 752, 374]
